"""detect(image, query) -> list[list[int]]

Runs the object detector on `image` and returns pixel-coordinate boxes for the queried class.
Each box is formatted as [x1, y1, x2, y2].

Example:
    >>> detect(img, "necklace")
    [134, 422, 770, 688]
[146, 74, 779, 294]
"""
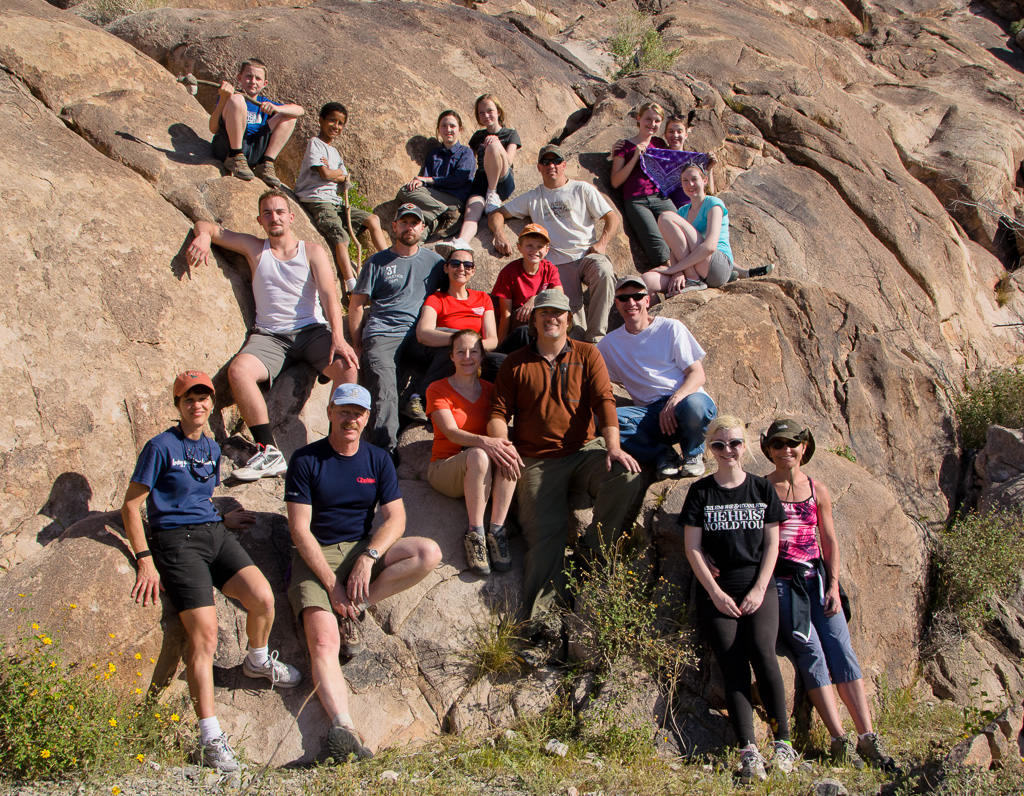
[182, 433, 216, 482]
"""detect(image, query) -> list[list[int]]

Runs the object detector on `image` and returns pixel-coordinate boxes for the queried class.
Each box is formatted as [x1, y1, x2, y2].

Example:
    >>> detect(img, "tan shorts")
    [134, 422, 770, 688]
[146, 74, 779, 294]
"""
[287, 538, 385, 621]
[427, 448, 473, 498]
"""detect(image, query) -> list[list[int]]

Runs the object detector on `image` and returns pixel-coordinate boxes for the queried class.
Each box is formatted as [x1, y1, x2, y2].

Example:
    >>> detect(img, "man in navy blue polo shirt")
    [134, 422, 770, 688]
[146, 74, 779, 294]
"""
[285, 383, 441, 762]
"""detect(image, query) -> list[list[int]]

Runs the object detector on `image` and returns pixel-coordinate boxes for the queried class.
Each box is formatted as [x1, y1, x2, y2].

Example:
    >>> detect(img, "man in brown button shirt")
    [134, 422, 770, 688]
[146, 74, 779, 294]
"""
[488, 290, 642, 666]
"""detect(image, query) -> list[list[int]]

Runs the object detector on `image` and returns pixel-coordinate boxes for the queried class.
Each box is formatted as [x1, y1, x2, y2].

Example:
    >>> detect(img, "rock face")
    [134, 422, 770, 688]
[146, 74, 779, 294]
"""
[4, 0, 1024, 765]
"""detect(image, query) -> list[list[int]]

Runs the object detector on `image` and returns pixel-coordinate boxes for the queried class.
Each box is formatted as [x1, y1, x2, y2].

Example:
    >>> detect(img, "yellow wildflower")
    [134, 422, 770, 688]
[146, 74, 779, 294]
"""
[112, 788, 121, 795]
[69, 603, 77, 608]
[41, 637, 52, 645]
[40, 749, 51, 759]
[135, 653, 142, 660]
[137, 754, 145, 763]
[31, 622, 39, 630]
[109, 633, 116, 638]
[134, 688, 142, 695]
[108, 718, 117, 728]
[170, 713, 180, 722]
[108, 662, 116, 672]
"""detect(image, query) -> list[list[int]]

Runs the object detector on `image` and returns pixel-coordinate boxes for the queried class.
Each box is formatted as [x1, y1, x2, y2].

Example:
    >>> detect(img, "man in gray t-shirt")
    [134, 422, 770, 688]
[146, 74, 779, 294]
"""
[350, 204, 444, 456]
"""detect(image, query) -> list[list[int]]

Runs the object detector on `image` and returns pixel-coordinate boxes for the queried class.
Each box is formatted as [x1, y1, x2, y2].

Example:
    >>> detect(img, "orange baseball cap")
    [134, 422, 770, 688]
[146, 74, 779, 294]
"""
[173, 370, 215, 399]
[518, 223, 550, 243]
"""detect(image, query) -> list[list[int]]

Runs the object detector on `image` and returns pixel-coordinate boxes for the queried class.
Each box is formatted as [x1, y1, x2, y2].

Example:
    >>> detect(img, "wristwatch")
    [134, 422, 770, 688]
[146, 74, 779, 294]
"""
[362, 548, 380, 562]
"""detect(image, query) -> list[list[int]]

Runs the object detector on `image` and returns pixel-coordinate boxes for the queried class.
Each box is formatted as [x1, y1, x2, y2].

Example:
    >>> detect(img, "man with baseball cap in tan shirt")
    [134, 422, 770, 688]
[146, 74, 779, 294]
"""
[488, 290, 642, 666]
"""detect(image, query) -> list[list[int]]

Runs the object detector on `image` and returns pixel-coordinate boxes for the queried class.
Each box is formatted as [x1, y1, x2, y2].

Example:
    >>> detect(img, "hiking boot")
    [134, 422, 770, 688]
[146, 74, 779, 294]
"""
[483, 190, 502, 214]
[242, 650, 302, 689]
[655, 449, 683, 479]
[516, 636, 556, 669]
[680, 278, 708, 293]
[224, 153, 255, 181]
[401, 394, 428, 423]
[771, 740, 797, 774]
[738, 743, 767, 784]
[234, 444, 288, 481]
[199, 735, 240, 772]
[856, 732, 897, 772]
[747, 262, 775, 278]
[325, 725, 373, 762]
[681, 454, 705, 478]
[340, 614, 365, 657]
[829, 733, 866, 770]
[486, 527, 512, 572]
[463, 530, 491, 576]
[253, 160, 283, 189]
[728, 269, 740, 283]
[434, 208, 460, 238]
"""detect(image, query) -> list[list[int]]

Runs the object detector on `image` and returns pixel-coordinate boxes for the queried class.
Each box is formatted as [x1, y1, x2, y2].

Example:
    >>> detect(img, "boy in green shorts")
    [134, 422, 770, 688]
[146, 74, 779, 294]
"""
[296, 102, 388, 292]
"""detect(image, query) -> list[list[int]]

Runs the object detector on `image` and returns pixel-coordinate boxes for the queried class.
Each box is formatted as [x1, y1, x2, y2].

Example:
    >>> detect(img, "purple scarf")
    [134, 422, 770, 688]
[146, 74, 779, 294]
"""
[640, 149, 711, 198]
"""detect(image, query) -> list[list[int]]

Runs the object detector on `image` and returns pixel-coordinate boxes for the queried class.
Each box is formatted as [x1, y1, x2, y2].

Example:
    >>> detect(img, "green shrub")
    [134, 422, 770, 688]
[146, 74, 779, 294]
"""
[1010, 19, 1024, 36]
[466, 610, 523, 682]
[953, 365, 1024, 450]
[608, 12, 681, 80]
[935, 509, 1024, 620]
[0, 628, 183, 781]
[564, 537, 696, 681]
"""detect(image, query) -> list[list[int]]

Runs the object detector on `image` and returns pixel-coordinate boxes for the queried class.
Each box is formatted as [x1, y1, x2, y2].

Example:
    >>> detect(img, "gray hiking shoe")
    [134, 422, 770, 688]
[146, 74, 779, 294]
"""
[234, 444, 288, 481]
[401, 394, 428, 423]
[680, 278, 708, 293]
[253, 160, 283, 188]
[738, 743, 767, 784]
[464, 530, 491, 576]
[325, 725, 373, 762]
[681, 454, 705, 478]
[486, 528, 512, 572]
[829, 733, 866, 770]
[771, 740, 797, 774]
[199, 735, 240, 772]
[340, 614, 365, 657]
[224, 153, 255, 181]
[856, 732, 897, 772]
[242, 650, 301, 689]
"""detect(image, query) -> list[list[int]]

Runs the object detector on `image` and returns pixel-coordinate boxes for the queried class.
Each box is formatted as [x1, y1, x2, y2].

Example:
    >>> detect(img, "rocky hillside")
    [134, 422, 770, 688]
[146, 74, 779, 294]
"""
[1, 0, 1023, 767]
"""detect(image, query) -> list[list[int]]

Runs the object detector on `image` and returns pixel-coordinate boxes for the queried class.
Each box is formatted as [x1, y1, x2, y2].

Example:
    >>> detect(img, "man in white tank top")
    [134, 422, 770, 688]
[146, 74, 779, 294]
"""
[187, 190, 359, 481]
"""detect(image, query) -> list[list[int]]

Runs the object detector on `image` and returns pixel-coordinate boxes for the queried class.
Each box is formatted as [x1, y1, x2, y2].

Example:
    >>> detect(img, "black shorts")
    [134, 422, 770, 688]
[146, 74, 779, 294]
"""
[211, 121, 273, 165]
[149, 522, 255, 612]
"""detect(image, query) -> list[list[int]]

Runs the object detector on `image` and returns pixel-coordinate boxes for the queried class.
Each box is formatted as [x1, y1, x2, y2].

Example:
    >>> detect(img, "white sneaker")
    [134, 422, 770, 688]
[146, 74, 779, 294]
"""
[199, 735, 240, 772]
[681, 454, 705, 478]
[234, 444, 287, 481]
[483, 191, 502, 214]
[434, 238, 470, 256]
[242, 650, 302, 689]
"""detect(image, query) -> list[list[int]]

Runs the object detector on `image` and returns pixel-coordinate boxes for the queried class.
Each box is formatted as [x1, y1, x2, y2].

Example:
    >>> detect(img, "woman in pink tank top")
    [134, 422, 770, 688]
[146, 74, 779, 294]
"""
[763, 418, 897, 772]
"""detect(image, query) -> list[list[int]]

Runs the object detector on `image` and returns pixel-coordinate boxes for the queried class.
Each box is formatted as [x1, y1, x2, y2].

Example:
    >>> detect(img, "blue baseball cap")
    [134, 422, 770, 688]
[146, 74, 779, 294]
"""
[330, 383, 371, 410]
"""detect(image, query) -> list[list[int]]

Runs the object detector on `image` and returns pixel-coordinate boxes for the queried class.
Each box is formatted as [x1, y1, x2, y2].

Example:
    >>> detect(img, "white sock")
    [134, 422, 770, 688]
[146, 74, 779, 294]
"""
[198, 716, 222, 745]
[332, 713, 354, 729]
[246, 645, 269, 667]
[858, 732, 873, 740]
[345, 278, 357, 292]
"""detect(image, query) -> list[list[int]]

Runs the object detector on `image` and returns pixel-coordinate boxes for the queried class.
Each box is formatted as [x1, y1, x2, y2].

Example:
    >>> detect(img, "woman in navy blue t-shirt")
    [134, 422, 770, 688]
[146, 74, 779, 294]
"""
[120, 371, 300, 773]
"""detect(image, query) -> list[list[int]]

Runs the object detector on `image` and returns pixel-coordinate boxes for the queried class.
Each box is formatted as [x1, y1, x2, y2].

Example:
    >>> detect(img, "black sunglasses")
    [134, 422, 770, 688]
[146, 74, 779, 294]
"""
[615, 292, 648, 303]
[539, 157, 564, 166]
[182, 439, 217, 482]
[709, 438, 744, 452]
[769, 437, 803, 450]
[447, 259, 475, 270]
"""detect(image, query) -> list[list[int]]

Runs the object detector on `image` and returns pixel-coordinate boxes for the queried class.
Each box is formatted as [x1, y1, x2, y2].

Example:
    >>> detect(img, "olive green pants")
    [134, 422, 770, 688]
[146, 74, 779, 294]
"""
[515, 437, 642, 634]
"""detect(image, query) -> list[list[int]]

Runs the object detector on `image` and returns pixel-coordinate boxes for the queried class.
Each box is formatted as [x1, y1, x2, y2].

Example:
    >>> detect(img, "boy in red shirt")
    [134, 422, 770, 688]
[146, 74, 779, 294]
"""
[492, 224, 563, 353]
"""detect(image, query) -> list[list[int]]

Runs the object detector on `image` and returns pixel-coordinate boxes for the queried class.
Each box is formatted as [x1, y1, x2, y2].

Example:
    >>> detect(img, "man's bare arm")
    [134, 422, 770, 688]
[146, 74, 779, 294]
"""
[308, 243, 359, 371]
[186, 220, 263, 273]
[589, 208, 621, 255]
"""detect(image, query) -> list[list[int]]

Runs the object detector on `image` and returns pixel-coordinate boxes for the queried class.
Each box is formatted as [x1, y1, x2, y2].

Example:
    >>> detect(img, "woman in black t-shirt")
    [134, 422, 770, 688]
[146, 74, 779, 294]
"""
[679, 414, 795, 783]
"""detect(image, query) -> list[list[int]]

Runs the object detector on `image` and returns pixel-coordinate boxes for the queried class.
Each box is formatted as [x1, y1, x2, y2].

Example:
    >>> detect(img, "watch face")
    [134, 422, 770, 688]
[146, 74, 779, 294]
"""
[366, 548, 380, 560]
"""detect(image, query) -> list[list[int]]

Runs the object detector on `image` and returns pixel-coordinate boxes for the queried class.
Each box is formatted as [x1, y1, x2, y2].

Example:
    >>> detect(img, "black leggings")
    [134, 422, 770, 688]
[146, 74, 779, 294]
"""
[700, 577, 790, 746]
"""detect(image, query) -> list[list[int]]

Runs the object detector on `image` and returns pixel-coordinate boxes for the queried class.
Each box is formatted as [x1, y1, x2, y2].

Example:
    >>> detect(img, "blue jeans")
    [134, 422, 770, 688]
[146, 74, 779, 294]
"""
[617, 392, 717, 462]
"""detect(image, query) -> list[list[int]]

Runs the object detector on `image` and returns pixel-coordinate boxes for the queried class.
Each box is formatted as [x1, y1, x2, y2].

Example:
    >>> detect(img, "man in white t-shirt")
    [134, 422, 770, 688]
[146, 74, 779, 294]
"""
[489, 145, 620, 342]
[597, 275, 717, 479]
